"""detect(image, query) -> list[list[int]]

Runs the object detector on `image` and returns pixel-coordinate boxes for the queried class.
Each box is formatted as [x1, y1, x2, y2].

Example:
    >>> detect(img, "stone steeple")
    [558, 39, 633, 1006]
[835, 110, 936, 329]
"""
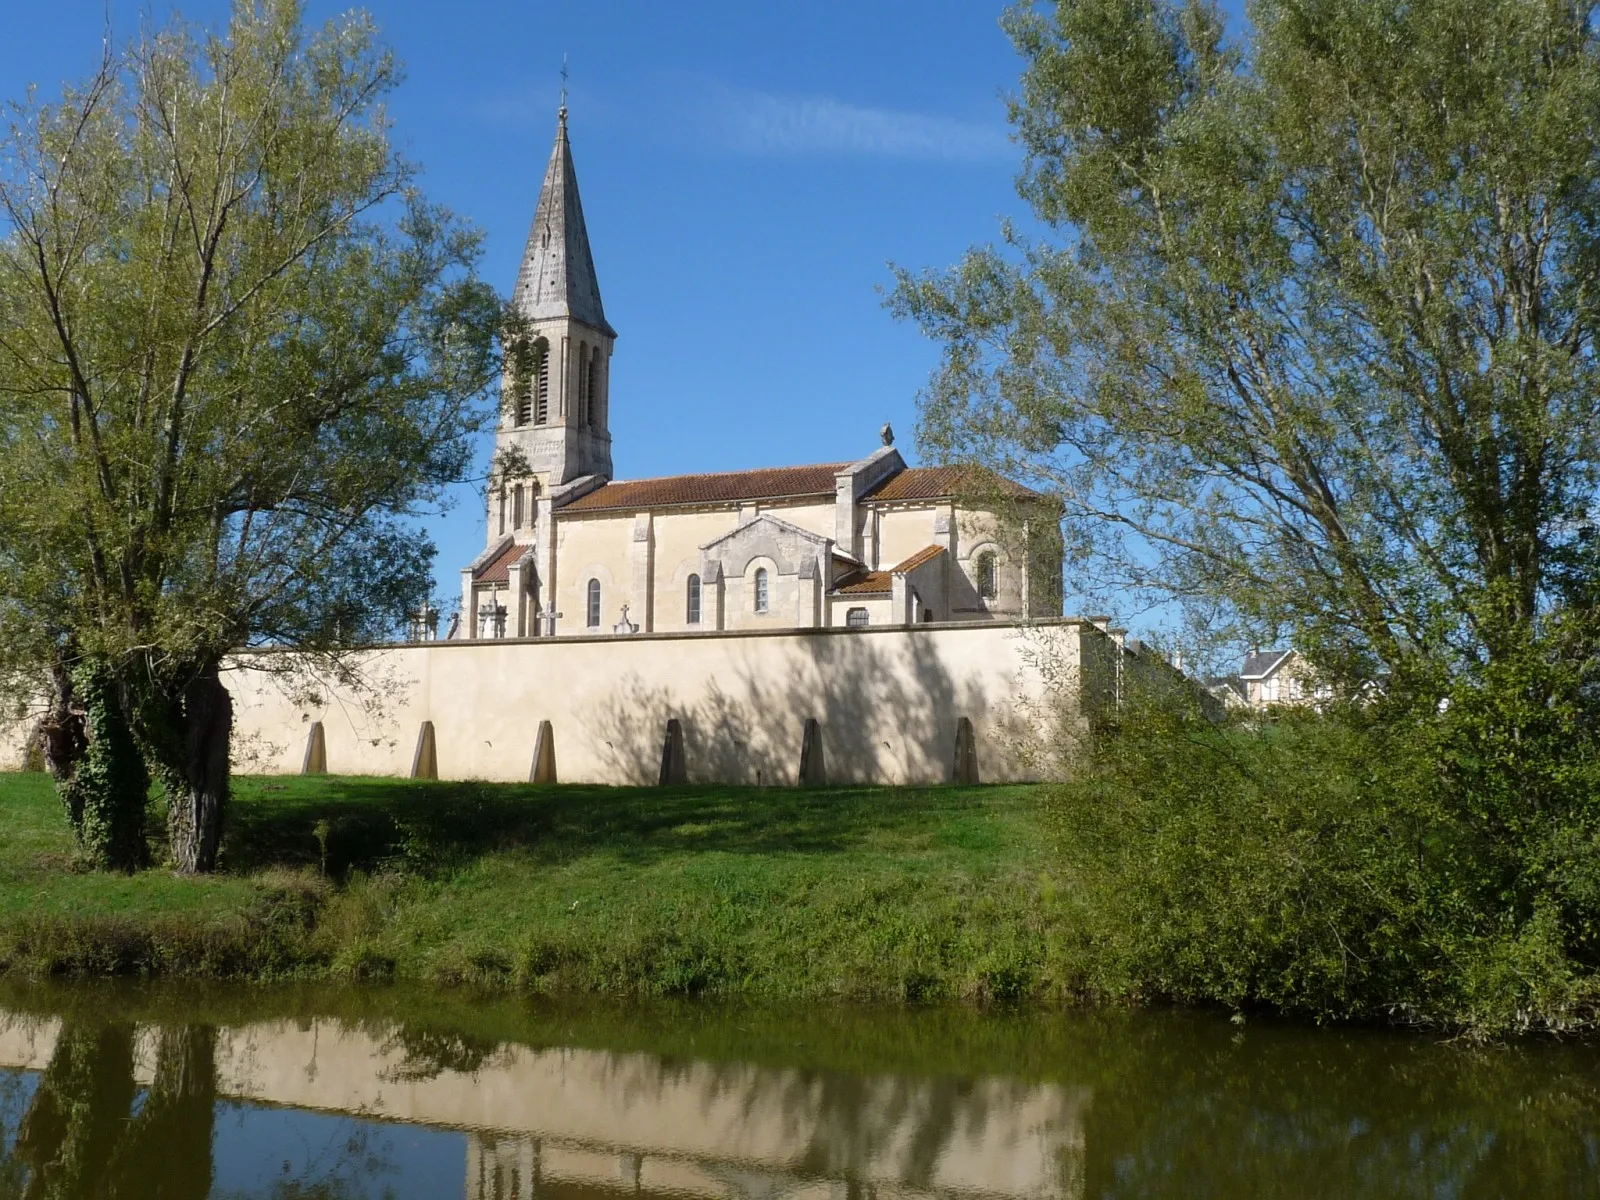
[514, 108, 615, 338]
[494, 105, 616, 508]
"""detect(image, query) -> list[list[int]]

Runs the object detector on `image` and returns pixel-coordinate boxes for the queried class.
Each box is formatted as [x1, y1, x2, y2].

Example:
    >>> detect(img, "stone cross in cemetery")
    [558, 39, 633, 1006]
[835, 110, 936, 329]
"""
[538, 603, 563, 638]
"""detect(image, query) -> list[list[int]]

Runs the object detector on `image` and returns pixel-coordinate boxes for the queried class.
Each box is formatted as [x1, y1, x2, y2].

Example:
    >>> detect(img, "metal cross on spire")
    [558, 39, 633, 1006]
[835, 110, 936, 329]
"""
[559, 54, 569, 122]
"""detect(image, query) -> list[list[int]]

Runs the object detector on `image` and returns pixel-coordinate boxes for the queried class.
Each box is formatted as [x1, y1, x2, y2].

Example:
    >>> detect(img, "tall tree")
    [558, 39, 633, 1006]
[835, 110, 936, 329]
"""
[0, 0, 502, 869]
[893, 0, 1600, 684]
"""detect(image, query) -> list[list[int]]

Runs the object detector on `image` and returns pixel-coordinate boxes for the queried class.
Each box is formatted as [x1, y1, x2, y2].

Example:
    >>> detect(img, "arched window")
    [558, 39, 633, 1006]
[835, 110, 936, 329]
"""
[497, 487, 507, 537]
[846, 607, 870, 628]
[686, 574, 702, 624]
[587, 352, 602, 428]
[534, 337, 551, 425]
[586, 579, 601, 629]
[976, 551, 998, 600]
[753, 567, 769, 614]
[576, 342, 589, 426]
[512, 484, 525, 529]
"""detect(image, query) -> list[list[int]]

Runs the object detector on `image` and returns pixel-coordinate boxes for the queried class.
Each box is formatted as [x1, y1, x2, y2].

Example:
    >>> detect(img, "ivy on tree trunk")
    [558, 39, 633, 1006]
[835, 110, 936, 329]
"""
[69, 663, 148, 872]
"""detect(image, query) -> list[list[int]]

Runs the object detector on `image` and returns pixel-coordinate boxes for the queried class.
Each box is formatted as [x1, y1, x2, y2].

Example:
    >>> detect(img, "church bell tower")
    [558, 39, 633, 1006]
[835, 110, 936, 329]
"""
[497, 104, 615, 498]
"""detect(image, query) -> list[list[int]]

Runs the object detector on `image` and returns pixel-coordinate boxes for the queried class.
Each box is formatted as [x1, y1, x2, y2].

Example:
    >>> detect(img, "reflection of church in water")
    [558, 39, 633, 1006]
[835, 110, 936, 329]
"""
[456, 103, 1060, 644]
[0, 1012, 1086, 1199]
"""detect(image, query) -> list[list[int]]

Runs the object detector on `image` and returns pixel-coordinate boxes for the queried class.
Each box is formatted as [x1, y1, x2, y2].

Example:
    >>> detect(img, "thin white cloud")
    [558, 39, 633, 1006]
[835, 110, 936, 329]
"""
[469, 75, 1014, 166]
[700, 84, 1013, 164]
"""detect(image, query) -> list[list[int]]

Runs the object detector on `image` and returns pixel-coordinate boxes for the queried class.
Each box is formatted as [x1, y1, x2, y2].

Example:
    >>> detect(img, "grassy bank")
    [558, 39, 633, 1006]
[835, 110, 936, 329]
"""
[0, 772, 1066, 1002]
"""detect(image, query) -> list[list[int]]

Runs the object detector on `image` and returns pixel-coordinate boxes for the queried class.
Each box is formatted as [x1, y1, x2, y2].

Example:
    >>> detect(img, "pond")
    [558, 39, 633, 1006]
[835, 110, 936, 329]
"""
[0, 983, 1592, 1198]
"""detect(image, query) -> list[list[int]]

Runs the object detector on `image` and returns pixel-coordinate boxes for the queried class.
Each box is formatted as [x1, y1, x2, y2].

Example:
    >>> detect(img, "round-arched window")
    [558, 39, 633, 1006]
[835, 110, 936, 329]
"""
[976, 551, 998, 600]
[686, 574, 702, 624]
[586, 578, 601, 628]
[754, 567, 770, 614]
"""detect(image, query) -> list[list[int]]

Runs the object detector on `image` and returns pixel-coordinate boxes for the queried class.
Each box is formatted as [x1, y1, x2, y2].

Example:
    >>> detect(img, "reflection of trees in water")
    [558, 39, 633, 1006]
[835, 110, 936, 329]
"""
[13, 1024, 137, 1199]
[0, 1028, 393, 1200]
[1074, 1019, 1600, 1198]
[592, 1051, 1064, 1195]
[378, 1024, 505, 1082]
[6, 1023, 211, 1199]
[104, 1026, 216, 1199]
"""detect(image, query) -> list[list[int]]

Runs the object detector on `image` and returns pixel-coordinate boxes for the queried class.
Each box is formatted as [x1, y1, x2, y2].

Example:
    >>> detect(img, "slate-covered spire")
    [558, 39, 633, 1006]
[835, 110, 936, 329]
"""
[515, 108, 615, 337]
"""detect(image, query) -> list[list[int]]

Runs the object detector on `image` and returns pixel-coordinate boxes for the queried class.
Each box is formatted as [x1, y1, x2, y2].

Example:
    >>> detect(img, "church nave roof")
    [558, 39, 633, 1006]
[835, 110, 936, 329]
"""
[863, 464, 1041, 504]
[560, 462, 849, 513]
[558, 460, 1042, 517]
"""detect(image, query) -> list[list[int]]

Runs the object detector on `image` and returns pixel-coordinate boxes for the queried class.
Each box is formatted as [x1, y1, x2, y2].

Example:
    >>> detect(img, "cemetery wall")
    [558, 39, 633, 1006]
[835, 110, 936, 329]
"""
[0, 620, 1109, 785]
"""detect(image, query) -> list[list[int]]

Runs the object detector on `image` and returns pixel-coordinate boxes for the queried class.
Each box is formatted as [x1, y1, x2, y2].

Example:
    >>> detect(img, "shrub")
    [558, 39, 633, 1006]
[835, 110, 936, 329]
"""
[1049, 665, 1600, 1034]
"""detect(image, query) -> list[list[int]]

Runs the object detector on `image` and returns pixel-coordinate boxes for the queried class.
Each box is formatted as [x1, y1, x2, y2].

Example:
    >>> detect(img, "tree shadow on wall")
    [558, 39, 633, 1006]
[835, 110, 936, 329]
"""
[589, 628, 1064, 788]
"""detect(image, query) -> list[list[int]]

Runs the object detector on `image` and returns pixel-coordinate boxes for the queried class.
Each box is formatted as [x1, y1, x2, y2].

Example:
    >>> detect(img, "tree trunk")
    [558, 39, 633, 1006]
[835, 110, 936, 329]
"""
[167, 663, 233, 874]
[72, 662, 150, 872]
[37, 658, 88, 831]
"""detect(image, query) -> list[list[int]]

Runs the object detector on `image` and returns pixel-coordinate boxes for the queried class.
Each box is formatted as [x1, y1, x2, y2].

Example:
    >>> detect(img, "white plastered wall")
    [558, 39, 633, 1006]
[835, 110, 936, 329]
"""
[223, 620, 1093, 787]
[876, 504, 946, 570]
[553, 513, 633, 633]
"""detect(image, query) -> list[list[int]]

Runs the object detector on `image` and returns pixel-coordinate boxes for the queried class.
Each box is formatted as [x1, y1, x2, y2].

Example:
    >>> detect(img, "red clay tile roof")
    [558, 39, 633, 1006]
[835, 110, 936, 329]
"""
[474, 539, 529, 584]
[834, 544, 947, 594]
[890, 545, 946, 573]
[562, 463, 849, 513]
[834, 569, 891, 595]
[865, 465, 1039, 504]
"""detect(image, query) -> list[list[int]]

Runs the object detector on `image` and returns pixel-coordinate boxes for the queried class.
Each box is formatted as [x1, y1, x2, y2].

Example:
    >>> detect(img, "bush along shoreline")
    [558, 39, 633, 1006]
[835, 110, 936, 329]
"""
[0, 773, 1069, 1006]
[1048, 668, 1600, 1038]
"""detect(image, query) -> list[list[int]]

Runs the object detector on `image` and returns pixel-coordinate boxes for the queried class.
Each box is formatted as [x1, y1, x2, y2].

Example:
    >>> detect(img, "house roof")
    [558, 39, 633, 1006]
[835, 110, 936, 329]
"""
[474, 539, 529, 584]
[834, 570, 892, 595]
[1203, 675, 1248, 701]
[832, 545, 946, 595]
[561, 463, 849, 514]
[864, 465, 1040, 504]
[1240, 649, 1294, 679]
[890, 545, 946, 573]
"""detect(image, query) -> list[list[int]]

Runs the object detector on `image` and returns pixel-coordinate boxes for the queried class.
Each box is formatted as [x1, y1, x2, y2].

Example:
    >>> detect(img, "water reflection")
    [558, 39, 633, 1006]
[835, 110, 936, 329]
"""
[0, 1004, 1083, 1199]
[0, 991, 1590, 1198]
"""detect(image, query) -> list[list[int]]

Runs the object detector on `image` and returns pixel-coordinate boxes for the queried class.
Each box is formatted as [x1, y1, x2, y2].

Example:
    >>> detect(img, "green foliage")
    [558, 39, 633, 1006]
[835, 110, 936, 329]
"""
[894, 0, 1600, 680]
[64, 665, 148, 874]
[0, 0, 505, 871]
[887, 0, 1600, 1035]
[1051, 662, 1600, 1033]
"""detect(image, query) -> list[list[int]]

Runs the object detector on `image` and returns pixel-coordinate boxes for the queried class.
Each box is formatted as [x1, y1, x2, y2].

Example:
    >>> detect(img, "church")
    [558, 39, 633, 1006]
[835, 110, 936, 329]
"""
[456, 106, 1061, 642]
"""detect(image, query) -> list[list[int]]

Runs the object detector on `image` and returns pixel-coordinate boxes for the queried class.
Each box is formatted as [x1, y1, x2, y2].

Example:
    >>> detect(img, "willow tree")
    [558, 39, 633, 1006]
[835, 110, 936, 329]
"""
[0, 0, 502, 870]
[894, 0, 1600, 685]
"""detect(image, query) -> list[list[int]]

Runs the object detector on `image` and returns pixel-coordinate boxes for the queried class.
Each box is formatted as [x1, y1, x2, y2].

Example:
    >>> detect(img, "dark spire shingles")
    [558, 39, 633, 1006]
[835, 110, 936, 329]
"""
[515, 110, 615, 337]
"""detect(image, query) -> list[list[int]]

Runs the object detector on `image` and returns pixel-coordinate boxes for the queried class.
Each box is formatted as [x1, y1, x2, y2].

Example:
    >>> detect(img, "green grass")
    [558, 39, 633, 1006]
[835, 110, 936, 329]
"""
[0, 772, 1071, 1001]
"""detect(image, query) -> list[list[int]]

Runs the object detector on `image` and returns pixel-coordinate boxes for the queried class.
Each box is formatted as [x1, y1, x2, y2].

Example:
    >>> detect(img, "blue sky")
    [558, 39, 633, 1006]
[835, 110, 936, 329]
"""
[3, 0, 1041, 607]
